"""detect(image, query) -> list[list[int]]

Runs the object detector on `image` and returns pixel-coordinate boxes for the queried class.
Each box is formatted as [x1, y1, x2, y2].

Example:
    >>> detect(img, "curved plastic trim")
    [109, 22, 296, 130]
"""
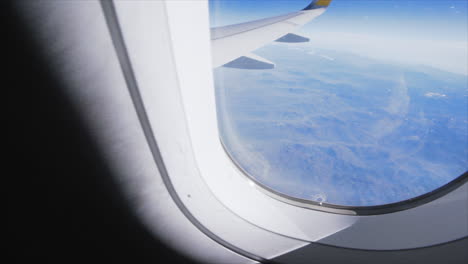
[100, 1, 268, 262]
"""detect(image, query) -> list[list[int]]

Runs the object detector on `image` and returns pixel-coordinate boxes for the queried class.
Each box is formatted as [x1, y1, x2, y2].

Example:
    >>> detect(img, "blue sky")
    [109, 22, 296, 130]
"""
[209, 0, 468, 74]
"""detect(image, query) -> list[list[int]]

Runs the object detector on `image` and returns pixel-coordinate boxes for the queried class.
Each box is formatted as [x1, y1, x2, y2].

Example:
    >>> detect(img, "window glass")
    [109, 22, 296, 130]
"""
[209, 0, 468, 206]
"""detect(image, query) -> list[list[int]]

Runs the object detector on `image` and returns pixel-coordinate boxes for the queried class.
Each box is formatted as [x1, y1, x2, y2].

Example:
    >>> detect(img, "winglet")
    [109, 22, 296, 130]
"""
[223, 53, 275, 70]
[275, 33, 309, 43]
[303, 0, 332, 10]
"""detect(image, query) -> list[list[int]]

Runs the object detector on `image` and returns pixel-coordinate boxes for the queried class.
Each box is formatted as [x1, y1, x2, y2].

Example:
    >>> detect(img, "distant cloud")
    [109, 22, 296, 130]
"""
[406, 135, 420, 141]
[318, 54, 335, 61]
[305, 51, 334, 61]
[302, 31, 468, 75]
[425, 92, 447, 98]
[286, 46, 302, 51]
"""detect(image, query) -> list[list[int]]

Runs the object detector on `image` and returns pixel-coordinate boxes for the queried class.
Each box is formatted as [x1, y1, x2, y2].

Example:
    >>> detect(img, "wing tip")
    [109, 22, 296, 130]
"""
[303, 0, 332, 10]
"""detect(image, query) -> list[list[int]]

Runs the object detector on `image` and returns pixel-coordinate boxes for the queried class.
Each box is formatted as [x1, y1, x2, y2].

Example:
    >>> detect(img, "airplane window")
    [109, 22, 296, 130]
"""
[209, 0, 468, 207]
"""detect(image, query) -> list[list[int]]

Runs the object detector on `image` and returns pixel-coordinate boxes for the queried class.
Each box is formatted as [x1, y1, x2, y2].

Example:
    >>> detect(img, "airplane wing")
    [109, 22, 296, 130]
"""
[211, 0, 332, 69]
